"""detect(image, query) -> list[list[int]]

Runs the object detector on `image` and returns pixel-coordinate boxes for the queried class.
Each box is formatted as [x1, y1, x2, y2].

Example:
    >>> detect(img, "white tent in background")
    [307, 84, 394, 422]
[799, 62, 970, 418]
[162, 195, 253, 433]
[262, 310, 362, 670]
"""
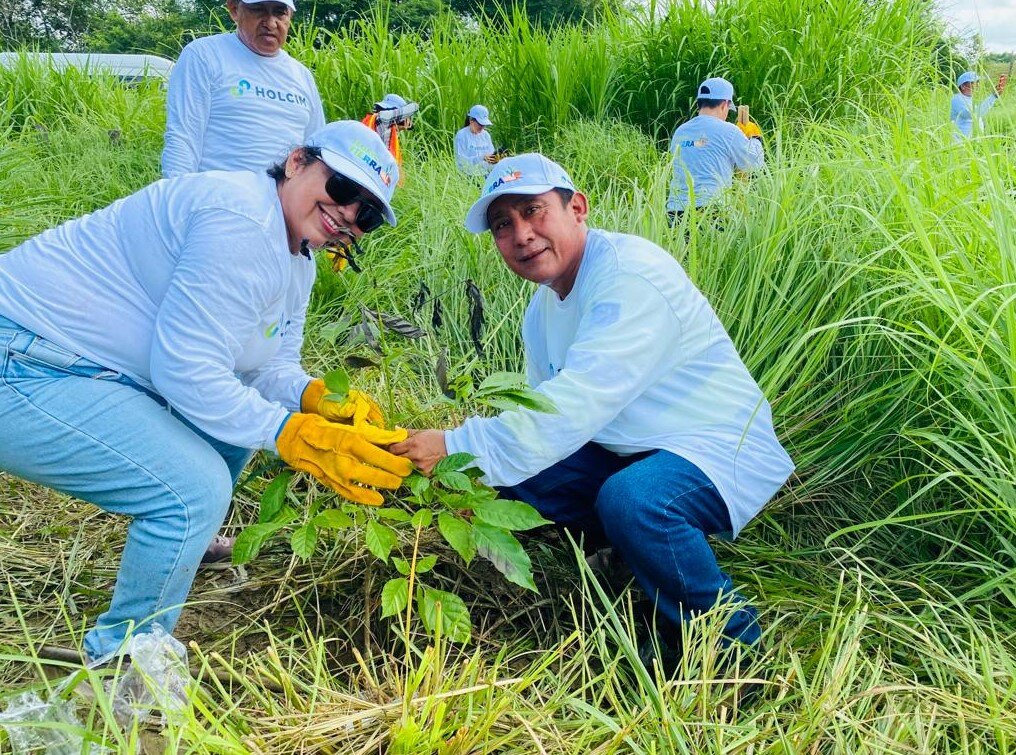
[0, 52, 174, 82]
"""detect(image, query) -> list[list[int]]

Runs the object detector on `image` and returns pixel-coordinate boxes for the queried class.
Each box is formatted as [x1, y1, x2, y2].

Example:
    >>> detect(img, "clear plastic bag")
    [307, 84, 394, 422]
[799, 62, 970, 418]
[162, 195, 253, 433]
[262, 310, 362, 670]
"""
[0, 691, 107, 755]
[0, 623, 193, 752]
[87, 623, 193, 727]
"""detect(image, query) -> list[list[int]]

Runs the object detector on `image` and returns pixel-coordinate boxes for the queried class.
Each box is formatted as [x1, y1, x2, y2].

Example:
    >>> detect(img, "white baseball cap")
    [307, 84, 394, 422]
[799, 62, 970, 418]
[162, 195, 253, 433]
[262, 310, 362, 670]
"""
[467, 104, 493, 126]
[375, 93, 408, 110]
[697, 76, 736, 111]
[957, 71, 979, 87]
[464, 153, 577, 233]
[240, 0, 296, 11]
[307, 121, 399, 227]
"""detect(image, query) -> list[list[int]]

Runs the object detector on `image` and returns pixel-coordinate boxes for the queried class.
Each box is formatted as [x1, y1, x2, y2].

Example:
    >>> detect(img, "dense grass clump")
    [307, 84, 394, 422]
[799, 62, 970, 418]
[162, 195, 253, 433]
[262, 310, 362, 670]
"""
[2, 3, 1015, 751]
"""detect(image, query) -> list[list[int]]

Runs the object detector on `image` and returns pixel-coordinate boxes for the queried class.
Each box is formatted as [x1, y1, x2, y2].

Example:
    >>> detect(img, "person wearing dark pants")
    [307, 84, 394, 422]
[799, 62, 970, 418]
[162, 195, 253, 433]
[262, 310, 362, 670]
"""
[392, 153, 793, 653]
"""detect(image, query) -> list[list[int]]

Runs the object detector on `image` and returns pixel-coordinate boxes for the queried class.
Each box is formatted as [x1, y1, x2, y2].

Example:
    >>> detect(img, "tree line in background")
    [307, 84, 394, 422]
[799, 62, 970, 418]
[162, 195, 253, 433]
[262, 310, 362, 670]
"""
[0, 0, 604, 55]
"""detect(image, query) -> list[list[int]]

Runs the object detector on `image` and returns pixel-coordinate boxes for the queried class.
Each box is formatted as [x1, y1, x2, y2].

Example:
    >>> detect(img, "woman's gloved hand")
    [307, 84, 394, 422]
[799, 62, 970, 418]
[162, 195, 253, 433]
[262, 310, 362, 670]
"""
[301, 380, 407, 445]
[276, 413, 412, 506]
[737, 120, 763, 140]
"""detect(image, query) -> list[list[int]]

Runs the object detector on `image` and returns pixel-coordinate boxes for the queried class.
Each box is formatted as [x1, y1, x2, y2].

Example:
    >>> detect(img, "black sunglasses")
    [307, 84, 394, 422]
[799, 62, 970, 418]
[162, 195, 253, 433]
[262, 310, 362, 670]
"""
[314, 157, 386, 234]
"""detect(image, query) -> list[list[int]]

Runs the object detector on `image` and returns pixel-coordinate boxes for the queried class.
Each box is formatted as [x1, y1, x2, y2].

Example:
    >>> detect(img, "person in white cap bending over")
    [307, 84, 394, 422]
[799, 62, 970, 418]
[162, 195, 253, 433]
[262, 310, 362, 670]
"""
[363, 93, 418, 169]
[667, 77, 764, 222]
[951, 71, 1007, 140]
[454, 104, 498, 176]
[0, 121, 412, 663]
[162, 0, 325, 177]
[392, 153, 794, 663]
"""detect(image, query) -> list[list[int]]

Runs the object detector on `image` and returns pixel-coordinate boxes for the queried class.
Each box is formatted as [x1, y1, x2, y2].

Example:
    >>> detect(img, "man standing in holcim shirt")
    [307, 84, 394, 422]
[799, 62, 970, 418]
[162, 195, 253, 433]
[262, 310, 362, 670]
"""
[162, 0, 326, 177]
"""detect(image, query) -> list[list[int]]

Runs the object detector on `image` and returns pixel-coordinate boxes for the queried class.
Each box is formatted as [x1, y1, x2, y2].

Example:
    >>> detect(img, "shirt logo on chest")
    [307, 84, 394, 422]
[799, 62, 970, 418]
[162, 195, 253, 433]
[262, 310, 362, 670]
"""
[231, 78, 309, 107]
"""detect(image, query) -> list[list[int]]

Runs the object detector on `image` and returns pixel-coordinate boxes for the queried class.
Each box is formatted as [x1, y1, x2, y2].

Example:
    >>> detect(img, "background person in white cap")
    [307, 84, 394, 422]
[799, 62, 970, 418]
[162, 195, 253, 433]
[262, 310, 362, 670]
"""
[667, 77, 764, 221]
[161, 0, 325, 178]
[454, 104, 498, 176]
[362, 93, 418, 169]
[392, 153, 794, 661]
[951, 71, 1007, 140]
[0, 121, 411, 663]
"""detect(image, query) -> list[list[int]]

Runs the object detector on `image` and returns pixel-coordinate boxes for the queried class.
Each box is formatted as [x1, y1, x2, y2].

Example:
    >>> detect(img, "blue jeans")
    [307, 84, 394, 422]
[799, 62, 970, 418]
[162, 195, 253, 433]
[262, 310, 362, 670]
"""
[500, 442, 760, 646]
[0, 315, 251, 660]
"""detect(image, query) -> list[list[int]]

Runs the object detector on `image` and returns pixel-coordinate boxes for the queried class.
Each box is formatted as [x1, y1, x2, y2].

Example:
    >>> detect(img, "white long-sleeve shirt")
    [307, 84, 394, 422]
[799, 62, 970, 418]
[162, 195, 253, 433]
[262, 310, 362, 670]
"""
[454, 126, 495, 176]
[0, 171, 315, 451]
[667, 115, 764, 212]
[950, 92, 998, 139]
[162, 32, 325, 177]
[445, 229, 794, 536]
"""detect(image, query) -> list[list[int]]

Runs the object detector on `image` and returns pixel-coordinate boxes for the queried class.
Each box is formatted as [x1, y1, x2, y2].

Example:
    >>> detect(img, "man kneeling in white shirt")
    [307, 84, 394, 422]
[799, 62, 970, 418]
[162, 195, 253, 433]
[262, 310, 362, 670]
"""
[392, 153, 795, 655]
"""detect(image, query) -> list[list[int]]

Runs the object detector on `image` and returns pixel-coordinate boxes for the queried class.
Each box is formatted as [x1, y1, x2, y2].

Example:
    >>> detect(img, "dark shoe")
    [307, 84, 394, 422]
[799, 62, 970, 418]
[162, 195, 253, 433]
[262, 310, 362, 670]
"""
[636, 625, 684, 678]
[200, 534, 234, 565]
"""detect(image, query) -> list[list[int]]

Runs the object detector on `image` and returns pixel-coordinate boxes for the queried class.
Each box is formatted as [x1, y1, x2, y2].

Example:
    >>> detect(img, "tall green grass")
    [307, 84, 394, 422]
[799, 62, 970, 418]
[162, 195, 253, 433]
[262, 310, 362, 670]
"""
[2, 2, 1016, 750]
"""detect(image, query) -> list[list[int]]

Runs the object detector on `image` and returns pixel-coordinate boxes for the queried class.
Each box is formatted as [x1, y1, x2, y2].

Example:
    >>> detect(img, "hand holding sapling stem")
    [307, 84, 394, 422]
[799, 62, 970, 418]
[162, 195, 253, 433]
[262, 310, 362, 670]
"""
[390, 429, 447, 475]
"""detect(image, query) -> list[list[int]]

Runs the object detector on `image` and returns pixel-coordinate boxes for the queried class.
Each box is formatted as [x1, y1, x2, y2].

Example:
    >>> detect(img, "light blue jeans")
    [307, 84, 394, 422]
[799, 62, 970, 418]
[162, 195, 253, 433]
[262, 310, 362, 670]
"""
[0, 315, 251, 660]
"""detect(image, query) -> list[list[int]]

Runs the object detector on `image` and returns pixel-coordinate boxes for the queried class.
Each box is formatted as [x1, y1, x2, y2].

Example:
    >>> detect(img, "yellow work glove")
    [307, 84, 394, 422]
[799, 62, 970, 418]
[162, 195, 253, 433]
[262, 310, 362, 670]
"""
[737, 120, 763, 140]
[276, 413, 412, 506]
[301, 379, 407, 446]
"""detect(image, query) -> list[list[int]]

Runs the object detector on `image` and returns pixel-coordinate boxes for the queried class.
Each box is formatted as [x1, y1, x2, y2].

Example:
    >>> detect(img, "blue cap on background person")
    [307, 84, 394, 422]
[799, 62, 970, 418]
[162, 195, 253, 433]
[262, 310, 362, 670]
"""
[697, 76, 737, 111]
[375, 93, 408, 110]
[239, 0, 296, 10]
[467, 104, 493, 126]
[464, 153, 576, 233]
[308, 121, 400, 226]
[956, 71, 979, 88]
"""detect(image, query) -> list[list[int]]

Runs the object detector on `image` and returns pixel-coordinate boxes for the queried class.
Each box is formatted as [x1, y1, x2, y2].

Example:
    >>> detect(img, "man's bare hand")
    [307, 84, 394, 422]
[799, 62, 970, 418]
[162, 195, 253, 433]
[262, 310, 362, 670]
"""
[389, 429, 447, 475]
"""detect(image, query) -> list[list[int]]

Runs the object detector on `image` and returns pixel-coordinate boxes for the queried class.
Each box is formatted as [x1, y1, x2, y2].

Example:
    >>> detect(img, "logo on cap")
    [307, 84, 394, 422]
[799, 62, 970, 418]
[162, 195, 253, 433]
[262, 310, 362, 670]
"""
[350, 140, 393, 187]
[486, 169, 523, 194]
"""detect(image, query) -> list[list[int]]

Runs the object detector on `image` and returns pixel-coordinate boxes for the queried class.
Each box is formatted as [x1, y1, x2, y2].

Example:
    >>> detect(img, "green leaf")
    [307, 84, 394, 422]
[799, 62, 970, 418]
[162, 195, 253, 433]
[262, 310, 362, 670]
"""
[376, 507, 413, 523]
[433, 453, 477, 475]
[312, 509, 354, 529]
[323, 368, 350, 397]
[393, 557, 411, 576]
[290, 524, 318, 559]
[473, 522, 538, 592]
[405, 473, 432, 498]
[436, 470, 473, 492]
[232, 522, 285, 565]
[411, 509, 433, 529]
[483, 389, 557, 414]
[475, 371, 526, 394]
[472, 499, 552, 531]
[418, 588, 472, 643]
[415, 555, 438, 574]
[380, 577, 409, 618]
[258, 471, 292, 523]
[438, 513, 476, 565]
[365, 520, 397, 563]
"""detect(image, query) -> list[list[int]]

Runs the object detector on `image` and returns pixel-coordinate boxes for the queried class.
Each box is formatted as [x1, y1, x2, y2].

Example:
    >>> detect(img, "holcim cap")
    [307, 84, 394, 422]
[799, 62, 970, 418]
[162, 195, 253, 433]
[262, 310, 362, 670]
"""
[375, 93, 408, 110]
[957, 71, 979, 87]
[307, 121, 399, 227]
[240, 0, 295, 11]
[467, 104, 493, 126]
[464, 153, 576, 233]
[697, 76, 736, 110]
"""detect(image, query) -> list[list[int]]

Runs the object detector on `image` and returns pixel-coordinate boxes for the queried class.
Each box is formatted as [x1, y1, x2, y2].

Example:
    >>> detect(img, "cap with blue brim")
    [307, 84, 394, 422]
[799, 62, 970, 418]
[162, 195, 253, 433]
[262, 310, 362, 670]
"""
[307, 120, 400, 227]
[957, 71, 979, 87]
[375, 93, 408, 110]
[697, 76, 737, 112]
[464, 153, 576, 233]
[467, 104, 493, 126]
